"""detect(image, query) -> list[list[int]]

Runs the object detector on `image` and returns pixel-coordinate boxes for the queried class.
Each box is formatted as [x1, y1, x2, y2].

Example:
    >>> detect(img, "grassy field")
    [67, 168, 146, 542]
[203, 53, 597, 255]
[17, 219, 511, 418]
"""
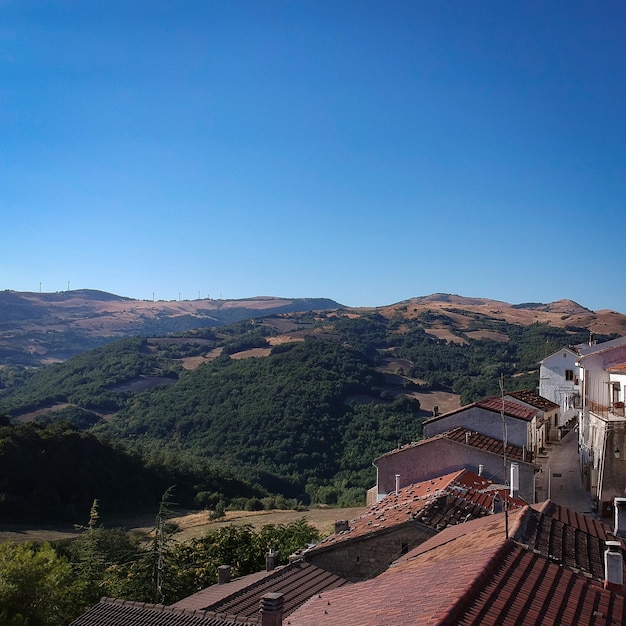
[0, 506, 367, 545]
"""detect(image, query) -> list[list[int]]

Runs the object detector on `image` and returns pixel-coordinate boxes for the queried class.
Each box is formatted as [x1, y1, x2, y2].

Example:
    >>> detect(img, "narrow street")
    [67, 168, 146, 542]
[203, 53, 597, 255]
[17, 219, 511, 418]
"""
[533, 428, 594, 515]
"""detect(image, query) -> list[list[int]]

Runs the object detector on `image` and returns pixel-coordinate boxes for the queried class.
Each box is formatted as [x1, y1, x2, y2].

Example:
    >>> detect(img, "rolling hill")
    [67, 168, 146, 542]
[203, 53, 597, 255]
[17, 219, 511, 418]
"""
[1, 290, 625, 517]
[0, 289, 343, 365]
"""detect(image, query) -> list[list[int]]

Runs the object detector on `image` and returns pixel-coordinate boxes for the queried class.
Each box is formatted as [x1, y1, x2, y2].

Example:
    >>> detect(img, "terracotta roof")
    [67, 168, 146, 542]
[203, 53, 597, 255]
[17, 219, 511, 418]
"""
[287, 505, 626, 625]
[607, 361, 626, 374]
[506, 389, 559, 412]
[172, 571, 274, 612]
[423, 396, 538, 425]
[304, 469, 525, 556]
[537, 500, 620, 542]
[476, 396, 538, 421]
[515, 501, 626, 582]
[375, 426, 533, 464]
[69, 597, 256, 626]
[456, 543, 626, 626]
[172, 560, 350, 618]
[287, 543, 508, 625]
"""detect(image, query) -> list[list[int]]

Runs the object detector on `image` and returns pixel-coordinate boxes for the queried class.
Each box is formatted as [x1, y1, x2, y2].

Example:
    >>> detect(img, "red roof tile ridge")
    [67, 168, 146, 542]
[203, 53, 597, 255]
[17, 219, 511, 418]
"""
[508, 505, 534, 540]
[537, 498, 555, 515]
[100, 596, 165, 609]
[437, 540, 515, 625]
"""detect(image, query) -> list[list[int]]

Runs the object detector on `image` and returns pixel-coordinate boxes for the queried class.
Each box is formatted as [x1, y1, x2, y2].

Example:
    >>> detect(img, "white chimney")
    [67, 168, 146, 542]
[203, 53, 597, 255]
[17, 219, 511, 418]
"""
[478, 464, 484, 477]
[395, 474, 400, 495]
[510, 462, 519, 498]
[604, 541, 623, 592]
[614, 498, 626, 539]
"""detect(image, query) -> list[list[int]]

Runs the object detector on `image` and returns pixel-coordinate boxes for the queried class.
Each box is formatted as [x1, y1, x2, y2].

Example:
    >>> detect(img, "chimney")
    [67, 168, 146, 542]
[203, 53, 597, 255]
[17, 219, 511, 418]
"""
[433, 405, 439, 417]
[265, 548, 280, 571]
[334, 520, 349, 533]
[478, 464, 484, 477]
[614, 498, 626, 539]
[395, 474, 401, 495]
[604, 541, 624, 592]
[260, 592, 284, 626]
[217, 565, 231, 584]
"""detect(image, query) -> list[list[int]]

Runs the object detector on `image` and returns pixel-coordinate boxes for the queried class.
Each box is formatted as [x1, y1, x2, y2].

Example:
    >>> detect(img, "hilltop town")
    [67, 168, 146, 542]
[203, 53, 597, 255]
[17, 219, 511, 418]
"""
[72, 334, 626, 625]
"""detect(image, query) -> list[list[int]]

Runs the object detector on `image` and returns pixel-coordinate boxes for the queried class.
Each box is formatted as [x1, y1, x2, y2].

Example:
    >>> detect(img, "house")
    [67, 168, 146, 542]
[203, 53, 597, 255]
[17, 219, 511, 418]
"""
[302, 468, 525, 581]
[539, 336, 626, 517]
[70, 561, 350, 626]
[505, 389, 560, 445]
[69, 598, 258, 626]
[72, 470, 527, 625]
[370, 426, 537, 504]
[171, 560, 350, 618]
[423, 396, 539, 454]
[286, 499, 626, 625]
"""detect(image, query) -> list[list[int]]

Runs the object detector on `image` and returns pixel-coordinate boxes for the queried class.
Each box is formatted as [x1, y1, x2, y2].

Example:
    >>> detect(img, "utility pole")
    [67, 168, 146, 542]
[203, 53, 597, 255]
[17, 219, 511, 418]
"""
[500, 374, 508, 485]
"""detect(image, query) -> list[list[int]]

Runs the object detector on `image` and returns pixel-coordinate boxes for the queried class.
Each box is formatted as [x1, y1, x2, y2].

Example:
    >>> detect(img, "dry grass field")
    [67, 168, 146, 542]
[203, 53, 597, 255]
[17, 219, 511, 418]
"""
[0, 506, 367, 545]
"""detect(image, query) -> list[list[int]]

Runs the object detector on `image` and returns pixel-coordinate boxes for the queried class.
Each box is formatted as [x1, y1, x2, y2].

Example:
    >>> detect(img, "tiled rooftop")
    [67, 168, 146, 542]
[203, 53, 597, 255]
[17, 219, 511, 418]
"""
[456, 544, 626, 626]
[516, 501, 626, 582]
[423, 396, 538, 425]
[173, 560, 350, 618]
[539, 500, 616, 541]
[287, 505, 626, 626]
[476, 396, 538, 421]
[375, 426, 533, 463]
[608, 361, 626, 374]
[506, 389, 559, 412]
[304, 469, 525, 555]
[69, 597, 256, 626]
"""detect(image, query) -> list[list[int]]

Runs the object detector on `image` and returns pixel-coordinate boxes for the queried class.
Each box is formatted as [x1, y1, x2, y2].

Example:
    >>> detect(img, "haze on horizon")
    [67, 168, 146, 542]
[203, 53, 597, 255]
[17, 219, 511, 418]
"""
[2, 2, 626, 314]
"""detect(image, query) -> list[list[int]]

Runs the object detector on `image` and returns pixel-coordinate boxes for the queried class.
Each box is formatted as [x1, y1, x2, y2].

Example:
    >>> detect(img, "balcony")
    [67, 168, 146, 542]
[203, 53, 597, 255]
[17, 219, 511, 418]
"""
[590, 401, 626, 419]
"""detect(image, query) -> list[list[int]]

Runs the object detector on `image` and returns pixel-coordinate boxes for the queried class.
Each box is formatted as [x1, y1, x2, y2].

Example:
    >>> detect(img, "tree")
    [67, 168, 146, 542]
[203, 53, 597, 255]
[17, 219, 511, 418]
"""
[102, 486, 182, 603]
[0, 542, 80, 625]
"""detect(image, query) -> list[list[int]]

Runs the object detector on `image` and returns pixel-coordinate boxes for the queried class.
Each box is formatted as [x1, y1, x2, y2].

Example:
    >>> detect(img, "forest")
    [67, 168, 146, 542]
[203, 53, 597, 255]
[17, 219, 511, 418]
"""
[0, 309, 609, 521]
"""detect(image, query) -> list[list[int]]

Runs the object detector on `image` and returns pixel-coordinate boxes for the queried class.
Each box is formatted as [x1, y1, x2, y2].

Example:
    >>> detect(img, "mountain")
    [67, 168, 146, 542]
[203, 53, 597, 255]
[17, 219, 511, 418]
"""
[0, 289, 343, 366]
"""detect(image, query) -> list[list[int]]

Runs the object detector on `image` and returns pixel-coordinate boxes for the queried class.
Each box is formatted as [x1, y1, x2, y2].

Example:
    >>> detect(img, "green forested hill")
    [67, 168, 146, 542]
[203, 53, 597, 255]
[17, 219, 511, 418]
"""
[0, 307, 616, 517]
[0, 419, 260, 522]
[95, 339, 423, 500]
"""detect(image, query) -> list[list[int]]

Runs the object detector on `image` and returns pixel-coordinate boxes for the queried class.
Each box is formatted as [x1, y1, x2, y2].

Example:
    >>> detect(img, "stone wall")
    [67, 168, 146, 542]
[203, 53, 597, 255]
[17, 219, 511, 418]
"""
[305, 522, 436, 581]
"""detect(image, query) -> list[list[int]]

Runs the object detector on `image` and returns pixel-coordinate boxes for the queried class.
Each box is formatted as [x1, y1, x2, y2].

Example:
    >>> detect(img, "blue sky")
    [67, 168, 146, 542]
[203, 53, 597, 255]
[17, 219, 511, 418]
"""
[2, 1, 625, 311]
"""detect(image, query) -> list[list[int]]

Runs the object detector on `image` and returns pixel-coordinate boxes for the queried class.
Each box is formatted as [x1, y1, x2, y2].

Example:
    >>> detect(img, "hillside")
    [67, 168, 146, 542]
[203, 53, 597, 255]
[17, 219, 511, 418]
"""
[2, 290, 625, 369]
[0, 289, 343, 366]
[2, 291, 623, 514]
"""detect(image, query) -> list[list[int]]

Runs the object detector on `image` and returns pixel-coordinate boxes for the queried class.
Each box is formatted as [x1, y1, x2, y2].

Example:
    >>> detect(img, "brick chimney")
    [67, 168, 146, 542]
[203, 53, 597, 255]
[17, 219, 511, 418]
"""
[260, 592, 284, 626]
[604, 541, 623, 593]
[614, 497, 626, 539]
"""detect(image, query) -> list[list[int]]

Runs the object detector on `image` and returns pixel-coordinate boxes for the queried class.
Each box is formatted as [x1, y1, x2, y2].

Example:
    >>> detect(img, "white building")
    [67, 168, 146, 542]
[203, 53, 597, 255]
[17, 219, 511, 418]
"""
[539, 335, 626, 516]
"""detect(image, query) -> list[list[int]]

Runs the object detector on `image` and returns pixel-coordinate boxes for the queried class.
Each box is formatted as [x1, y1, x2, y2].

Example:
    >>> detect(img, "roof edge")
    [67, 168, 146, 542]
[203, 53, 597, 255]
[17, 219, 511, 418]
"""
[438, 540, 515, 625]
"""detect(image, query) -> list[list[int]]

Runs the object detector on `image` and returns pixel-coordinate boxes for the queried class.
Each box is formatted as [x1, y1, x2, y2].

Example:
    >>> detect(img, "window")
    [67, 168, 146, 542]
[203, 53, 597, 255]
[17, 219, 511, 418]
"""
[565, 370, 574, 381]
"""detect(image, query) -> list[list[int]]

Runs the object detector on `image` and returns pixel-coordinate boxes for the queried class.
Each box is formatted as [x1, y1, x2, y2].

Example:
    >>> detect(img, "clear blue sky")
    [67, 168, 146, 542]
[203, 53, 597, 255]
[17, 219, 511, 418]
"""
[2, 1, 625, 311]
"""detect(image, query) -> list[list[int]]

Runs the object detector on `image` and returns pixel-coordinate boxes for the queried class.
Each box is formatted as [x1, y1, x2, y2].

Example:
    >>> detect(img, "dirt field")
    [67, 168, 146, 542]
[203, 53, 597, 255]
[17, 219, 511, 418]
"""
[0, 506, 367, 545]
